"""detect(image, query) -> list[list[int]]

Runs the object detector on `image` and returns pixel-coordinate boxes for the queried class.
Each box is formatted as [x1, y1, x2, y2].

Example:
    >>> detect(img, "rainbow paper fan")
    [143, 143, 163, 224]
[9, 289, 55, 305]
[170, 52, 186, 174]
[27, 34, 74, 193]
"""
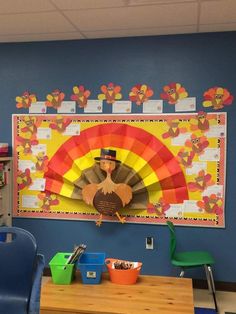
[44, 123, 188, 224]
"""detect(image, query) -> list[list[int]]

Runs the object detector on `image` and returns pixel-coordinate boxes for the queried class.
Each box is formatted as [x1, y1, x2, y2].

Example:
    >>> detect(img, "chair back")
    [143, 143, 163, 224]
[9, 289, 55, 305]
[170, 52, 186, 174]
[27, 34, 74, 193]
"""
[0, 227, 37, 314]
[166, 221, 176, 259]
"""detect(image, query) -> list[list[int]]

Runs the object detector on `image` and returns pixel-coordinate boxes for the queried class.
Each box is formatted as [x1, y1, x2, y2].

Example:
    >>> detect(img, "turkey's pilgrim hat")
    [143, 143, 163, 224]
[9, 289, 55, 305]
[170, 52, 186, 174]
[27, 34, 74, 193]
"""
[95, 148, 121, 163]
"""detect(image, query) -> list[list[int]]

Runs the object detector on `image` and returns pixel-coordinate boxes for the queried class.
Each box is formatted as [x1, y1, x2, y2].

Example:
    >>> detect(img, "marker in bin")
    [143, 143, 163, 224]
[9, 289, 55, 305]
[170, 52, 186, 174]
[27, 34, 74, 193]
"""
[64, 244, 86, 268]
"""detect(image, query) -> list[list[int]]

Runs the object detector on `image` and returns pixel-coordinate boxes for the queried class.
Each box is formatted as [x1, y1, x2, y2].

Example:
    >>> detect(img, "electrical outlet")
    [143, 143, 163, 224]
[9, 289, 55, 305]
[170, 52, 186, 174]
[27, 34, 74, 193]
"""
[146, 237, 154, 250]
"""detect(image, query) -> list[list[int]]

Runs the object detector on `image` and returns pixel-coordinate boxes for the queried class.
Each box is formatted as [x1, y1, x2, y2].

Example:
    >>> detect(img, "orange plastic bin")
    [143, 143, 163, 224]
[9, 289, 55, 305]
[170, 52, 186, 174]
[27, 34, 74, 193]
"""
[105, 258, 142, 285]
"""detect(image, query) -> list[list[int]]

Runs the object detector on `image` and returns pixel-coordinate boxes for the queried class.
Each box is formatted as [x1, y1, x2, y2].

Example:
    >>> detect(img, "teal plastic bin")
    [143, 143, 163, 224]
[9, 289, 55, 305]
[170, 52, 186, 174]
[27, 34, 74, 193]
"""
[49, 252, 76, 285]
[78, 252, 105, 284]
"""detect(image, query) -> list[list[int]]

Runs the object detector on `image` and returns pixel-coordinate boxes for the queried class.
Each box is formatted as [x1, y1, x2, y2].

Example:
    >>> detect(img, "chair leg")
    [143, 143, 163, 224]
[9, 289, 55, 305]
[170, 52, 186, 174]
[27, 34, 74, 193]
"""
[204, 265, 218, 313]
[179, 269, 185, 277]
[204, 265, 212, 292]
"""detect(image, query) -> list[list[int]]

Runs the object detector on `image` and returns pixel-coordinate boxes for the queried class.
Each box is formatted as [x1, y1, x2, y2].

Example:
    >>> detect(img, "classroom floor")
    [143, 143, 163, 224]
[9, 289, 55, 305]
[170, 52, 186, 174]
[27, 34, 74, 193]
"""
[194, 289, 236, 314]
[42, 277, 236, 314]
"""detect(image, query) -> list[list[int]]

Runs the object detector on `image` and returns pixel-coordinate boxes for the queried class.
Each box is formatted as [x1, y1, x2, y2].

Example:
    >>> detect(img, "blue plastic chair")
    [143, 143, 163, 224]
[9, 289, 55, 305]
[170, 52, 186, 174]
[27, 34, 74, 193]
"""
[0, 227, 45, 314]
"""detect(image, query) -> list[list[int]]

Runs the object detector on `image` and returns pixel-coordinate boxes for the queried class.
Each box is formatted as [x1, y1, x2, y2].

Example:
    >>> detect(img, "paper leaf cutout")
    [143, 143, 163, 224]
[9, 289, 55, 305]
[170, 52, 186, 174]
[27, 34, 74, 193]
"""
[162, 119, 187, 139]
[45, 89, 65, 109]
[129, 84, 154, 105]
[17, 169, 32, 190]
[197, 194, 223, 214]
[98, 83, 122, 104]
[71, 85, 91, 108]
[160, 83, 188, 105]
[16, 91, 37, 109]
[38, 192, 59, 211]
[188, 170, 214, 192]
[185, 134, 209, 155]
[203, 87, 234, 110]
[49, 115, 71, 133]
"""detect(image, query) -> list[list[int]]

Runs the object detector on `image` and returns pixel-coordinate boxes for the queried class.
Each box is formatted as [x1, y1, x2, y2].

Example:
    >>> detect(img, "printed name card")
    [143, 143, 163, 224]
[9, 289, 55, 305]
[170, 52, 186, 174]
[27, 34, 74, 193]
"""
[205, 125, 226, 138]
[171, 133, 191, 146]
[165, 204, 183, 218]
[112, 101, 131, 113]
[143, 100, 163, 113]
[183, 200, 200, 213]
[29, 178, 46, 191]
[199, 148, 220, 161]
[37, 128, 52, 140]
[18, 160, 36, 172]
[29, 102, 47, 114]
[84, 100, 103, 113]
[186, 162, 207, 175]
[63, 123, 80, 136]
[175, 97, 196, 112]
[57, 101, 76, 113]
[31, 144, 47, 156]
[202, 185, 223, 197]
[22, 195, 39, 208]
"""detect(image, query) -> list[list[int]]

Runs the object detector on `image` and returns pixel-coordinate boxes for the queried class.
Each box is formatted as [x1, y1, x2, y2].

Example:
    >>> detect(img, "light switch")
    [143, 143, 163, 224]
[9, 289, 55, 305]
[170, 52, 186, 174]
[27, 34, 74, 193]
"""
[146, 237, 154, 250]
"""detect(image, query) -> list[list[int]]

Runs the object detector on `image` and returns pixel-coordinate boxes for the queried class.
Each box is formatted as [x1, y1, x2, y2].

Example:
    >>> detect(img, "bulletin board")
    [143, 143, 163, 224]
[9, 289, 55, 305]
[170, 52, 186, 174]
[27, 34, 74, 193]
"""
[12, 113, 226, 227]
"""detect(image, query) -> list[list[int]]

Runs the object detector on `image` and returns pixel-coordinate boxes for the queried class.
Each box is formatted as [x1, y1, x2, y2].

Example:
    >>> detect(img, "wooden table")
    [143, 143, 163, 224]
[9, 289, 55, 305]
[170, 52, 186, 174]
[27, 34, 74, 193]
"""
[40, 273, 194, 314]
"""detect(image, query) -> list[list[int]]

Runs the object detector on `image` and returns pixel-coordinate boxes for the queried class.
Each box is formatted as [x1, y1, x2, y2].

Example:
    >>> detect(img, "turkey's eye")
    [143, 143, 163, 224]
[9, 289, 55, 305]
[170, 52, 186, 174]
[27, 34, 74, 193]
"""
[192, 138, 199, 144]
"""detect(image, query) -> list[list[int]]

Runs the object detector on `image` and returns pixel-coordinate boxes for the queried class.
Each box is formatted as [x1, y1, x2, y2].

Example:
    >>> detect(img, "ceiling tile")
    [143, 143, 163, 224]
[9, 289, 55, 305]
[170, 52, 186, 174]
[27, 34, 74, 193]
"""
[0, 32, 84, 43]
[199, 23, 236, 33]
[0, 0, 55, 14]
[51, 0, 127, 10]
[200, 0, 236, 24]
[84, 25, 197, 39]
[0, 12, 76, 35]
[128, 0, 195, 5]
[64, 2, 198, 31]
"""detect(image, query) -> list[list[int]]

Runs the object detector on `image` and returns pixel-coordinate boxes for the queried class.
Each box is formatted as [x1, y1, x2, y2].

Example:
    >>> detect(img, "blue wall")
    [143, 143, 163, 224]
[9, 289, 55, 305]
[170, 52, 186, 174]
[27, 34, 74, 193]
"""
[1, 32, 236, 282]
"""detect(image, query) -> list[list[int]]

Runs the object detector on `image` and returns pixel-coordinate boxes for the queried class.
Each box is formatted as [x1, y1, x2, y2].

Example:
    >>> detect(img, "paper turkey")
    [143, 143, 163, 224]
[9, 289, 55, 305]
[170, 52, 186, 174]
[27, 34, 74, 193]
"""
[44, 123, 188, 225]
[82, 149, 132, 225]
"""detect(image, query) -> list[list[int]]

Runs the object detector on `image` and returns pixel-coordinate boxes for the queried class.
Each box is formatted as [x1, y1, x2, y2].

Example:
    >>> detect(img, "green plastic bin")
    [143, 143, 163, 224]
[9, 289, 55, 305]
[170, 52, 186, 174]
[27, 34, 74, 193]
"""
[49, 252, 75, 285]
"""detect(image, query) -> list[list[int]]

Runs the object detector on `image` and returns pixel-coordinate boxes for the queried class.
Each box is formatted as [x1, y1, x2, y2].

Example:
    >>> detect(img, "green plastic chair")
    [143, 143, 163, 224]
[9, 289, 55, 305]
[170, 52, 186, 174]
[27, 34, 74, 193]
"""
[166, 221, 218, 313]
